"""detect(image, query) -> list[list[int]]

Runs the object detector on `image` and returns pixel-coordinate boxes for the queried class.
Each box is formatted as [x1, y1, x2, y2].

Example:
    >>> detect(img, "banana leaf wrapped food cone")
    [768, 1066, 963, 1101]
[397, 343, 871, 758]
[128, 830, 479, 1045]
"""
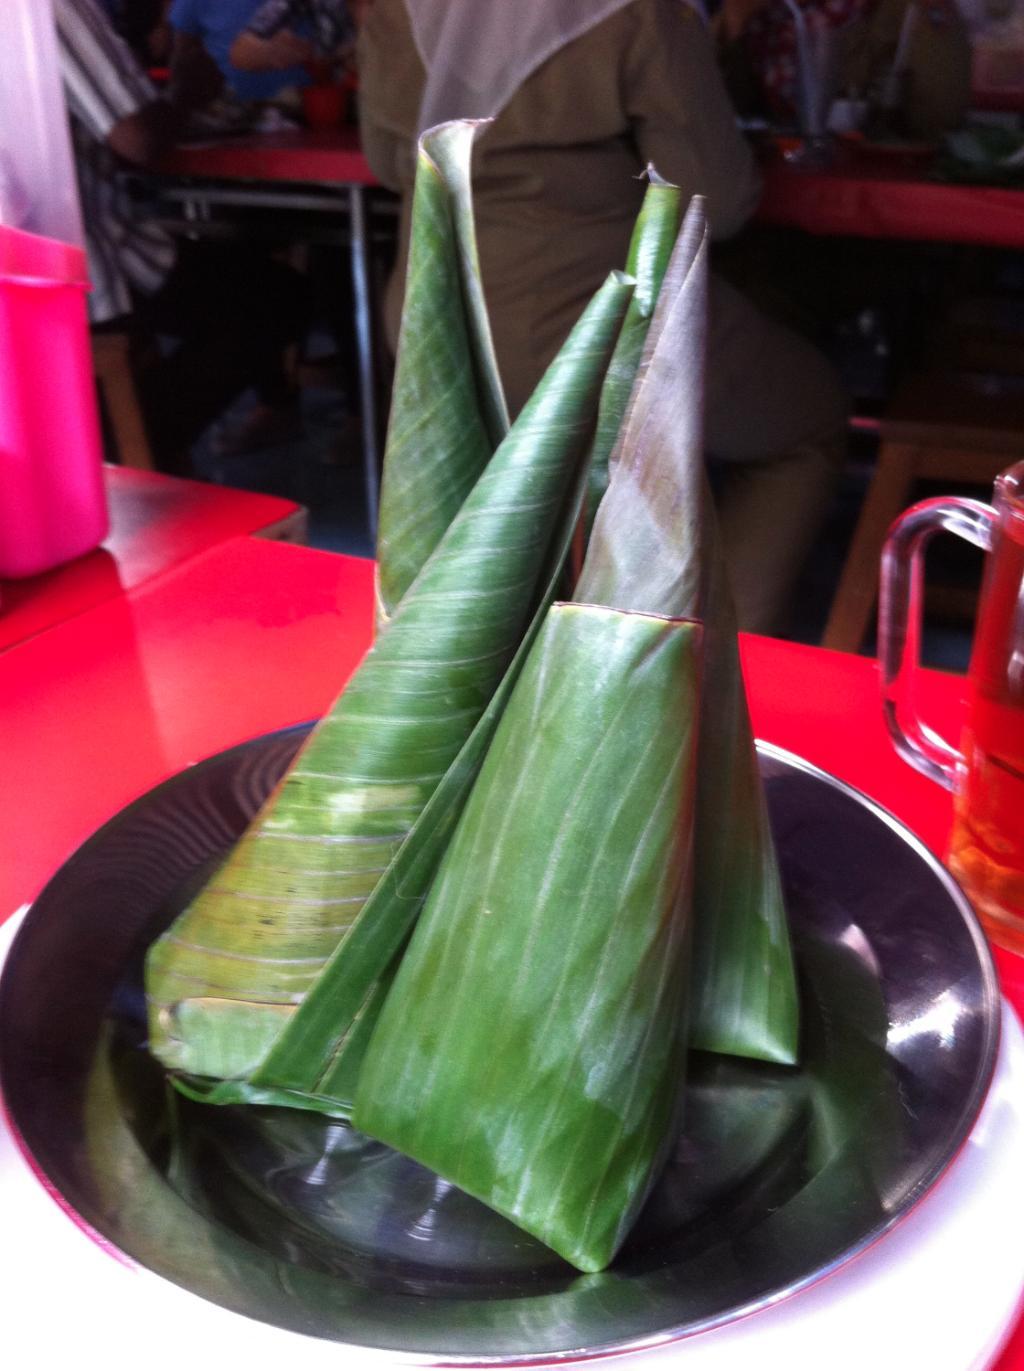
[144, 127, 799, 1271]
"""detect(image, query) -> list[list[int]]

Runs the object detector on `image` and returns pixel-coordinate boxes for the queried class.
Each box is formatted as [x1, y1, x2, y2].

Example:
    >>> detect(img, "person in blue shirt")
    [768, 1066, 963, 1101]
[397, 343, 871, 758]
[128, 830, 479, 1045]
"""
[168, 0, 308, 100]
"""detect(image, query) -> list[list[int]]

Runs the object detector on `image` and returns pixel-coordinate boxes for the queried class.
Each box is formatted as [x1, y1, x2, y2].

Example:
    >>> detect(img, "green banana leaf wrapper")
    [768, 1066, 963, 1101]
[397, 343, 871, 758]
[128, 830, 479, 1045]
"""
[576, 198, 799, 1066]
[375, 122, 508, 624]
[583, 168, 682, 541]
[354, 602, 702, 1273]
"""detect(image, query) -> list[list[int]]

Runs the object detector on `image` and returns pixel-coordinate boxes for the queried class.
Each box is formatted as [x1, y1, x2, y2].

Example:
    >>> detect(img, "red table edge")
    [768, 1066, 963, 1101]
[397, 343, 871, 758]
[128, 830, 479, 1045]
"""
[159, 128, 378, 185]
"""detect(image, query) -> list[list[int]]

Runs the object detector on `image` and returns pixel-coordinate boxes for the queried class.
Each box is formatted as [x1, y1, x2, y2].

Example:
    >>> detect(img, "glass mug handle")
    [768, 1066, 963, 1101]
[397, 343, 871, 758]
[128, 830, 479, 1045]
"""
[878, 496, 998, 791]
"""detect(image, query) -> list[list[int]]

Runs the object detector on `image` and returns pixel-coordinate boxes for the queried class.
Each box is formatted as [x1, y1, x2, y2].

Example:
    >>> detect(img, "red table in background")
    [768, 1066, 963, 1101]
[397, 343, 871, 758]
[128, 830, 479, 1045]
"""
[0, 536, 1020, 1364]
[165, 127, 1024, 252]
[758, 142, 1024, 247]
[161, 126, 374, 185]
[0, 467, 305, 653]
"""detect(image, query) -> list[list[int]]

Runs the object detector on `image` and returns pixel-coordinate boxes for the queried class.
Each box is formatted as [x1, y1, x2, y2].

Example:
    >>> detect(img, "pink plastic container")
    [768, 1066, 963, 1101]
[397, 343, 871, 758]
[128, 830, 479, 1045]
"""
[0, 225, 109, 578]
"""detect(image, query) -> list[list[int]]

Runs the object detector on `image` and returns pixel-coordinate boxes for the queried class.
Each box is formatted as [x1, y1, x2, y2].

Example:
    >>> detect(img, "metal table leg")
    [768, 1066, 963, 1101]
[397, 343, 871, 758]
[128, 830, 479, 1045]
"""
[348, 183, 379, 537]
[149, 174, 385, 537]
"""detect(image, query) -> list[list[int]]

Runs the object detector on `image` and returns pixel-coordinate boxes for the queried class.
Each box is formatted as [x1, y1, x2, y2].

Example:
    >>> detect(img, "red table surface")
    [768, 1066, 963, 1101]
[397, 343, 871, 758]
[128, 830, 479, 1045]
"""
[0, 467, 303, 653]
[972, 88, 1024, 113]
[159, 127, 377, 184]
[0, 536, 1020, 1364]
[758, 145, 1024, 247]
[161, 127, 1024, 252]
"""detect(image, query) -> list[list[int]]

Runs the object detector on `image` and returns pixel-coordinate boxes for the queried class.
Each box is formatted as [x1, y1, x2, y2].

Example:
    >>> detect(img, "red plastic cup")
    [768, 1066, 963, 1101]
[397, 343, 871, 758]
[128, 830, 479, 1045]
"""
[301, 82, 347, 130]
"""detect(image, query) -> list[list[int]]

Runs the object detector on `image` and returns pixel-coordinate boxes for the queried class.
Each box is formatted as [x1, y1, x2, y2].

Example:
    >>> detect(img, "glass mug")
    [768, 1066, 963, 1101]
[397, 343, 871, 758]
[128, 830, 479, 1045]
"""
[879, 461, 1024, 954]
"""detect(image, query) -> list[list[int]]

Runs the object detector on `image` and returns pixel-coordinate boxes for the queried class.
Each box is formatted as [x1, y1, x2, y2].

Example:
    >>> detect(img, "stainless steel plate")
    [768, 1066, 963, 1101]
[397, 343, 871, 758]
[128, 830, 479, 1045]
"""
[0, 731, 1000, 1362]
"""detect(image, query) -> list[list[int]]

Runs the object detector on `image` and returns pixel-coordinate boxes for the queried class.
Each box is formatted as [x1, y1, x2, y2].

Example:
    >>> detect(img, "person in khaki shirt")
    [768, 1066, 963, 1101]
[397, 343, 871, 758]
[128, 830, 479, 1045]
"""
[359, 0, 847, 633]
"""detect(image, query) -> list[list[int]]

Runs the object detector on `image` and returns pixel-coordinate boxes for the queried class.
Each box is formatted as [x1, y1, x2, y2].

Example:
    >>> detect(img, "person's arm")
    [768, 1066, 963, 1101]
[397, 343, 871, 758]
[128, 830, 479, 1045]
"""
[107, 100, 186, 164]
[624, 0, 762, 239]
[229, 0, 354, 71]
[230, 28, 314, 72]
[109, 30, 220, 163]
[55, 0, 218, 167]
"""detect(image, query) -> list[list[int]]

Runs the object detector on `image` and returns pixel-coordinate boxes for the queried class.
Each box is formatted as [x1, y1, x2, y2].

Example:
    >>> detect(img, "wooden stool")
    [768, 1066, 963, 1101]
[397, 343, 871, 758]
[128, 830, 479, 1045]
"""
[822, 375, 1024, 652]
[91, 332, 155, 471]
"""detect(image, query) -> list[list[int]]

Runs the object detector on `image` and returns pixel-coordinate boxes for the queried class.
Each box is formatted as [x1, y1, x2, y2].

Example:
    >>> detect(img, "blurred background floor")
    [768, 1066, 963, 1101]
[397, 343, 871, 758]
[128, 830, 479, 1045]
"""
[191, 371, 376, 561]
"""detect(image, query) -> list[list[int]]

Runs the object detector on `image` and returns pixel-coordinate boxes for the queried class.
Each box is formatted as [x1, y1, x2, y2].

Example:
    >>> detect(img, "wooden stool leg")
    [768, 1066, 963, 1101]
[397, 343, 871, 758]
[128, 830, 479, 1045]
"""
[92, 334, 156, 471]
[822, 441, 917, 653]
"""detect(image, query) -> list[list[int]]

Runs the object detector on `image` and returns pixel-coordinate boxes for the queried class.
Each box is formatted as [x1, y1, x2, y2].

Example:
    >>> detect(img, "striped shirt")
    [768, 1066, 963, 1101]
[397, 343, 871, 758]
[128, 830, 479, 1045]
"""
[54, 0, 176, 323]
